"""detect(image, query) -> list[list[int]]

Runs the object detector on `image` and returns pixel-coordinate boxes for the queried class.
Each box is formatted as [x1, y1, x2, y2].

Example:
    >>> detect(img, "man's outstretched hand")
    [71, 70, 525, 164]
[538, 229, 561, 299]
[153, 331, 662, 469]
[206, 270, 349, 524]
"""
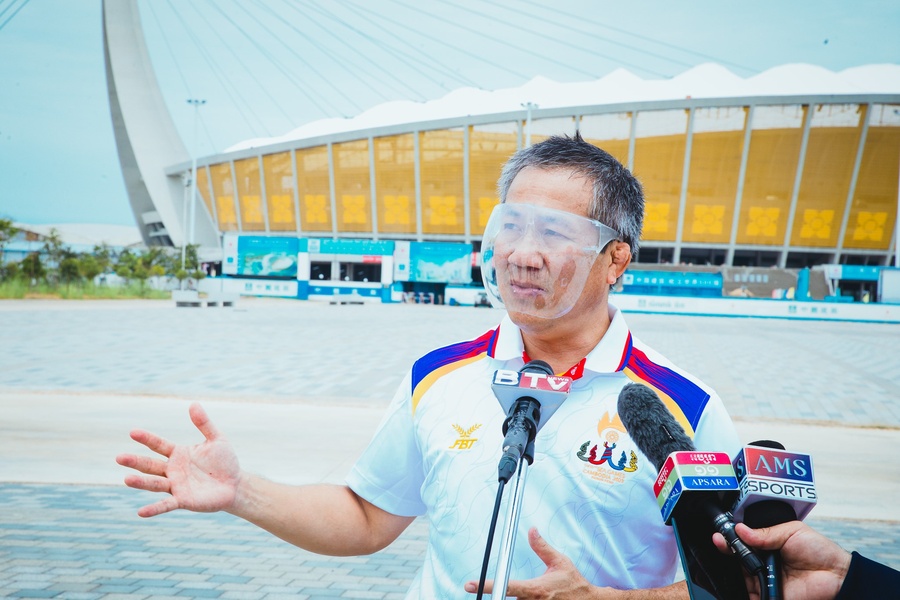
[115, 403, 241, 518]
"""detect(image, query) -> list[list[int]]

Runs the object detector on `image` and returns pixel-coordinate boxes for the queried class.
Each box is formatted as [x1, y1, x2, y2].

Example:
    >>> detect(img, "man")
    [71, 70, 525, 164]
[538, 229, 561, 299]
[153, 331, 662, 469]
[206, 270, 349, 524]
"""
[118, 134, 740, 599]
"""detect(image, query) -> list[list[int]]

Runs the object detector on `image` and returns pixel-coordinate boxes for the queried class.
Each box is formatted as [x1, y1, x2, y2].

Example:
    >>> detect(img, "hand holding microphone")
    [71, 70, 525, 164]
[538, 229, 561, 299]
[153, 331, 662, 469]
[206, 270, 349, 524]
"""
[712, 521, 850, 600]
[732, 441, 817, 599]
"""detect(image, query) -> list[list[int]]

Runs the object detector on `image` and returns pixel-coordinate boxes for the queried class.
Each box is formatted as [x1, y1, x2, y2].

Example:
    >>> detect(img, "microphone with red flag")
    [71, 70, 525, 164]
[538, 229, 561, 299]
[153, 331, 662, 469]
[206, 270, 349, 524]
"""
[491, 361, 572, 483]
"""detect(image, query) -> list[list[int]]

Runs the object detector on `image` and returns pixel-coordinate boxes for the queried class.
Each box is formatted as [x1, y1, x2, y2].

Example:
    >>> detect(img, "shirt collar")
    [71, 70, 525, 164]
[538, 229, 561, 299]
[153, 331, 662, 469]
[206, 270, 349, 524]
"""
[489, 303, 632, 375]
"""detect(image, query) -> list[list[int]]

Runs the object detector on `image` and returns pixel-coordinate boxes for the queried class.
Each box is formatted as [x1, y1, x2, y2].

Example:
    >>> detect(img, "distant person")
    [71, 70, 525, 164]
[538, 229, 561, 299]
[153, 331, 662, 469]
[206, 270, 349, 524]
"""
[712, 521, 900, 600]
[118, 134, 740, 599]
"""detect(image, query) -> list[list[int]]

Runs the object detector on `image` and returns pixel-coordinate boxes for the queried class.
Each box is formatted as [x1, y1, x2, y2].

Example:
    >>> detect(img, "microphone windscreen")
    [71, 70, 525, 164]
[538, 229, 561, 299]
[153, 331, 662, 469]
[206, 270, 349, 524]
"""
[749, 440, 786, 450]
[617, 382, 695, 472]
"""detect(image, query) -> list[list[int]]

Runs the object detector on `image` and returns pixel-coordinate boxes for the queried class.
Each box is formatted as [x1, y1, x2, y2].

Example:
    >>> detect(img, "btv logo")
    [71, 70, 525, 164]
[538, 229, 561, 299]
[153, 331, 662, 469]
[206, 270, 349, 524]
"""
[492, 369, 571, 392]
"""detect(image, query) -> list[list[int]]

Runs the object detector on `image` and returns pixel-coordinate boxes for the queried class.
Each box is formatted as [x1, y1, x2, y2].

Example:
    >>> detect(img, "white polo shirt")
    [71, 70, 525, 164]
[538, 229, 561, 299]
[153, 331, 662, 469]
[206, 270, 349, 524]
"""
[347, 305, 740, 599]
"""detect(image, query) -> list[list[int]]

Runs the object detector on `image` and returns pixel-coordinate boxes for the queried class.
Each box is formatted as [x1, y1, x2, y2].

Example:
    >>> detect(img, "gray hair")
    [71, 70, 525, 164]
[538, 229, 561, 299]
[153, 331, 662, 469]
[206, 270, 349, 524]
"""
[496, 132, 643, 255]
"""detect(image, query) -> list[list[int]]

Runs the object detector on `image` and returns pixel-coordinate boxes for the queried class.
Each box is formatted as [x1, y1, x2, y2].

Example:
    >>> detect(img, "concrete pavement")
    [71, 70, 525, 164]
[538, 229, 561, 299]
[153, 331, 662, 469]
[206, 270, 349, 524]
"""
[1, 298, 899, 598]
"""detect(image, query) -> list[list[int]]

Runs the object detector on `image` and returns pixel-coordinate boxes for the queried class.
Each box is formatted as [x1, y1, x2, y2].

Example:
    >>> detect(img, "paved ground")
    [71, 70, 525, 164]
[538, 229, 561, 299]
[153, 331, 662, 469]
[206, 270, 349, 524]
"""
[1, 298, 899, 599]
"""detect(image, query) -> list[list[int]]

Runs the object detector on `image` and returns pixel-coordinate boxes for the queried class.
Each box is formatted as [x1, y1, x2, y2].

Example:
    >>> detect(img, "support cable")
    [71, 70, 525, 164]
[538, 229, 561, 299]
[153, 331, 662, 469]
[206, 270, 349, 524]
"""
[385, 0, 604, 79]
[163, 0, 271, 135]
[219, 0, 359, 115]
[0, 0, 29, 33]
[191, 0, 297, 123]
[143, 1, 218, 152]
[336, 1, 481, 88]
[308, 3, 468, 95]
[518, 0, 754, 74]
[254, 0, 396, 101]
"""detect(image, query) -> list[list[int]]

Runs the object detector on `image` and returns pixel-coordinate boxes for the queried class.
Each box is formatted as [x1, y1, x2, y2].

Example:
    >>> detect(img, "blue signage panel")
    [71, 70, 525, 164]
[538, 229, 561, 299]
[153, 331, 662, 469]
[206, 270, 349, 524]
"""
[237, 236, 299, 277]
[408, 242, 472, 284]
[302, 238, 394, 256]
[840, 265, 882, 281]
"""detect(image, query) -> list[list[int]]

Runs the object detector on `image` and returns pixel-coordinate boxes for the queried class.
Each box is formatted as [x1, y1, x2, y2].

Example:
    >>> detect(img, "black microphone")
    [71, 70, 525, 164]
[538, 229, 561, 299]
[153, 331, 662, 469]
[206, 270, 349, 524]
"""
[618, 383, 764, 596]
[494, 360, 552, 483]
[732, 440, 818, 600]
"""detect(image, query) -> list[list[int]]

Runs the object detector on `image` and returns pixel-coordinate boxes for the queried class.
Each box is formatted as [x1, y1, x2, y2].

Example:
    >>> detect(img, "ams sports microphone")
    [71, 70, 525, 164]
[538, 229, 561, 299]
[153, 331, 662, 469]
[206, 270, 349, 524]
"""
[731, 441, 817, 524]
[618, 383, 761, 600]
[491, 360, 572, 483]
[731, 441, 817, 600]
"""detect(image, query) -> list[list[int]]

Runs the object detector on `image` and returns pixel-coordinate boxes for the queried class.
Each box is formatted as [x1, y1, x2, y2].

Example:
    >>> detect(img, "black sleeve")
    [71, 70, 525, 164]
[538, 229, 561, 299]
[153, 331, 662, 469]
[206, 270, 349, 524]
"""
[834, 551, 900, 600]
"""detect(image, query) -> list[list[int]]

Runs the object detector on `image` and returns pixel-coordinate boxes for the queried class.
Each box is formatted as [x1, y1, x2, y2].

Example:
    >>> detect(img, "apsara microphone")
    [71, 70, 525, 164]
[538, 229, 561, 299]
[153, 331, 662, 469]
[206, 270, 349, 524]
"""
[617, 383, 764, 588]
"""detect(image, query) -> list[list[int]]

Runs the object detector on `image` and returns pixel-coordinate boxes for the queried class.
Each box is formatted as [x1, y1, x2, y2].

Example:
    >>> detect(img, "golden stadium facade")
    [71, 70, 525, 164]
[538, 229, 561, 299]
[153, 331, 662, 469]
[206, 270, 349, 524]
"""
[171, 70, 900, 270]
[105, 1, 900, 278]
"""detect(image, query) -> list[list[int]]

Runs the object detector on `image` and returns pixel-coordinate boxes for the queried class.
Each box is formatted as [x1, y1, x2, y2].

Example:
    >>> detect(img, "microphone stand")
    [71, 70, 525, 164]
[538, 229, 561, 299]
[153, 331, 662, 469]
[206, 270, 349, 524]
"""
[491, 439, 535, 600]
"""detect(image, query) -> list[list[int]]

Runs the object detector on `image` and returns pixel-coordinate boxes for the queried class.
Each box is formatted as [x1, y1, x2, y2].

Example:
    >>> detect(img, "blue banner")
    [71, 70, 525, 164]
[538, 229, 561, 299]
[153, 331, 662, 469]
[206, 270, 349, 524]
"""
[237, 236, 299, 277]
[302, 238, 394, 256]
[408, 242, 472, 284]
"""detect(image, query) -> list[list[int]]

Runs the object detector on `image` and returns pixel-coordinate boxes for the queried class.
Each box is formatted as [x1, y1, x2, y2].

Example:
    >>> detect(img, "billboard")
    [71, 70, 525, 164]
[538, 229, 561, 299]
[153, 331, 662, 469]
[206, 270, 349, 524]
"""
[394, 242, 472, 284]
[235, 236, 299, 277]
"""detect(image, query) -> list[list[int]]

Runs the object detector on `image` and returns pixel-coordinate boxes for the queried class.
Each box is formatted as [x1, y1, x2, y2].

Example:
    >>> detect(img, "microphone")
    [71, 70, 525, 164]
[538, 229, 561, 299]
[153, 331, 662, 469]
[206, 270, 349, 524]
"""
[731, 441, 817, 600]
[731, 440, 817, 524]
[491, 360, 571, 483]
[618, 383, 763, 599]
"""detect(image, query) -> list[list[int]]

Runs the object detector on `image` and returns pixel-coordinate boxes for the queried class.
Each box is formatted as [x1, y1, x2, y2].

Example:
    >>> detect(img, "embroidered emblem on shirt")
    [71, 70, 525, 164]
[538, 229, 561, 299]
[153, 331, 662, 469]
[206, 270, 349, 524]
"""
[577, 413, 639, 484]
[449, 424, 482, 450]
[576, 433, 639, 472]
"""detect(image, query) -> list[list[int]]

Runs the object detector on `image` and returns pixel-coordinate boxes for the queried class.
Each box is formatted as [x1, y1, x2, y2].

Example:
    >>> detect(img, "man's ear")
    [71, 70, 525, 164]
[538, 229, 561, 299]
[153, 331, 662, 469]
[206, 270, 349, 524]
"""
[606, 241, 632, 284]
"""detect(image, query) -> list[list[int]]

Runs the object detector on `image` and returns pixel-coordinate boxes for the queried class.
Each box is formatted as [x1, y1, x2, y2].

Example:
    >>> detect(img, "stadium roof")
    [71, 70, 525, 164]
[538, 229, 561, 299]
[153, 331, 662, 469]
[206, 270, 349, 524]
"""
[13, 223, 144, 249]
[226, 63, 900, 152]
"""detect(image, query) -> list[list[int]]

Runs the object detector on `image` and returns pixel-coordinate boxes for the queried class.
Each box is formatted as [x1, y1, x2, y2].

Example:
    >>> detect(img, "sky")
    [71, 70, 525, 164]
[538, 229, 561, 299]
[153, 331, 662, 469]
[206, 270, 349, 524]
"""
[0, 0, 898, 228]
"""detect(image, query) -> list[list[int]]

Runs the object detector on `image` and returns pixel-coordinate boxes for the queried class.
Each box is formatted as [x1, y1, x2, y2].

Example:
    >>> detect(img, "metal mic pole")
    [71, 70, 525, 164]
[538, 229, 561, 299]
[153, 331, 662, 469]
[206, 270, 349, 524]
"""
[491, 455, 530, 599]
[491, 432, 537, 599]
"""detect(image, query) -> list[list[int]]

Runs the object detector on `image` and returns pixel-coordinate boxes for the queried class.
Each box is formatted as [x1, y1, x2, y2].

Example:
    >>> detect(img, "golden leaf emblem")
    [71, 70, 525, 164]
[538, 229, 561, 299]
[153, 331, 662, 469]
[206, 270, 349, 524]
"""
[451, 424, 482, 438]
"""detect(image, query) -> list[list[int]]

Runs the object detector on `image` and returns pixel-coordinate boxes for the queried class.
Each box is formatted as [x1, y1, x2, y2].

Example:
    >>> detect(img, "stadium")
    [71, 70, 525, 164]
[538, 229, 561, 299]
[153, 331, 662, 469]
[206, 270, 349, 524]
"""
[104, 2, 900, 305]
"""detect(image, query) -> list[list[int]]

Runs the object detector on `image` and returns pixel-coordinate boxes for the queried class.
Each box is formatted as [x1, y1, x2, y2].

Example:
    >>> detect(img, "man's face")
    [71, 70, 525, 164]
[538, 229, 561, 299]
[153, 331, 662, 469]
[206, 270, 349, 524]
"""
[490, 166, 617, 327]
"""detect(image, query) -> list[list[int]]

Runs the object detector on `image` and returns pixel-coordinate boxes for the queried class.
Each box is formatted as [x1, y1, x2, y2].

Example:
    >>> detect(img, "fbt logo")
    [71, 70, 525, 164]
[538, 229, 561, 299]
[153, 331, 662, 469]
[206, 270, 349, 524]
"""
[448, 424, 481, 450]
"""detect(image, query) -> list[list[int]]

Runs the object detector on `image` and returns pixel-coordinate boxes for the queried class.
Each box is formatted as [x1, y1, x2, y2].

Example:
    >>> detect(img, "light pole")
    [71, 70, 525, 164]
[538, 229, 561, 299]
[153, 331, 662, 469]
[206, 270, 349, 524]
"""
[521, 102, 537, 147]
[893, 109, 900, 269]
[184, 98, 206, 276]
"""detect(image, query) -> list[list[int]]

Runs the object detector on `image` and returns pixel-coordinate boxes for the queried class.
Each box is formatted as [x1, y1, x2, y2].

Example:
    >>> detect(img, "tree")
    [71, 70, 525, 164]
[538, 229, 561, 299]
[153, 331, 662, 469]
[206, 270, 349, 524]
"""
[92, 243, 114, 276]
[114, 249, 137, 284]
[41, 228, 66, 286]
[59, 256, 81, 291]
[132, 262, 150, 296]
[190, 267, 207, 288]
[0, 218, 18, 279]
[4, 260, 19, 281]
[78, 254, 102, 283]
[115, 263, 131, 285]
[175, 268, 189, 289]
[20, 252, 45, 284]
[185, 243, 201, 271]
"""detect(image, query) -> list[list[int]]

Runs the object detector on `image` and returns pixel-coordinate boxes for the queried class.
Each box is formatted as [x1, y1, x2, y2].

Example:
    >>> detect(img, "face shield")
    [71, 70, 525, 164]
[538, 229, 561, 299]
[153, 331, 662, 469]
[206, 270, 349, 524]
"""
[480, 203, 621, 319]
